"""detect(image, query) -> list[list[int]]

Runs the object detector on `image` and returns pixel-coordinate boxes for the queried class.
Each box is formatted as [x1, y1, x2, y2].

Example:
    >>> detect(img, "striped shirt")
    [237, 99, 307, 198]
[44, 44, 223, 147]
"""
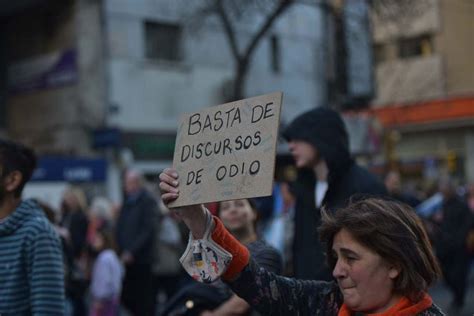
[0, 199, 65, 315]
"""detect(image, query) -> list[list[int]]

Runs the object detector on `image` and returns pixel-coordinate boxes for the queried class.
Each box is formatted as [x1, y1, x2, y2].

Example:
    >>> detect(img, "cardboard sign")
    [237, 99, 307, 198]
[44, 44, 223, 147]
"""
[169, 92, 283, 207]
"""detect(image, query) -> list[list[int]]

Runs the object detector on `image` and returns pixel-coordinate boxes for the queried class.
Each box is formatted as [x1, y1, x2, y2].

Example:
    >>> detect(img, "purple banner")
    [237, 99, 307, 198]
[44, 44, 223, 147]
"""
[8, 48, 78, 95]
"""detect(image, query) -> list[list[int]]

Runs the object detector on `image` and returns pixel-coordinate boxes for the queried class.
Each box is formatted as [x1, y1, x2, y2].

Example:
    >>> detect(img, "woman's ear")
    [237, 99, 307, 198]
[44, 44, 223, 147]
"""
[388, 264, 401, 279]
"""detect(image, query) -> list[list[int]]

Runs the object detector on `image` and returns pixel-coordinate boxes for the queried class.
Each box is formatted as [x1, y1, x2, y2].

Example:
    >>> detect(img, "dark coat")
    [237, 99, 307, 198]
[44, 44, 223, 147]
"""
[60, 209, 89, 259]
[435, 195, 473, 305]
[283, 107, 387, 280]
[436, 196, 472, 257]
[116, 189, 158, 265]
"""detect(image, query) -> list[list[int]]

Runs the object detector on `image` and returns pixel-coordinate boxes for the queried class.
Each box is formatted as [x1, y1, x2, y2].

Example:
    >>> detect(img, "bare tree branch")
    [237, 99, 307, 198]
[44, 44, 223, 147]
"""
[215, 0, 241, 62]
[210, 0, 296, 99]
[243, 0, 294, 62]
[185, 0, 297, 100]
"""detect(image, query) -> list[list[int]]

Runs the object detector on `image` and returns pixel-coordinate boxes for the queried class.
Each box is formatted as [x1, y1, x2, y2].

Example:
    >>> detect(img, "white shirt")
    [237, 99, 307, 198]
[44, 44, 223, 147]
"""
[314, 181, 328, 208]
[90, 249, 124, 300]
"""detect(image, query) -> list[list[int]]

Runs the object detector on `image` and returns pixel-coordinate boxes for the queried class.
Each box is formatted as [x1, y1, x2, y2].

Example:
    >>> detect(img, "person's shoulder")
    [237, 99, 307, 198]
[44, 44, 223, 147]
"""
[348, 164, 377, 179]
[97, 249, 121, 265]
[72, 209, 88, 221]
[139, 189, 159, 205]
[418, 303, 445, 315]
[454, 196, 470, 209]
[248, 239, 283, 274]
[445, 196, 471, 215]
[248, 239, 276, 254]
[20, 200, 56, 236]
[102, 249, 120, 260]
[247, 239, 262, 253]
[347, 164, 386, 194]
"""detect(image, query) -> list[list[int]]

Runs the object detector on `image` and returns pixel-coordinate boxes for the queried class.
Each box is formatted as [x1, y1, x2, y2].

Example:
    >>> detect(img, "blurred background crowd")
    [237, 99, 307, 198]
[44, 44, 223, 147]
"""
[1, 0, 473, 315]
[34, 169, 474, 315]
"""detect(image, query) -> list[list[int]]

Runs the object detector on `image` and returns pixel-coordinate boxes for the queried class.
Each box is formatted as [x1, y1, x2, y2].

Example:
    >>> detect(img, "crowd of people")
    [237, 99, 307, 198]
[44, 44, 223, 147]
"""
[1, 107, 474, 316]
[54, 170, 189, 316]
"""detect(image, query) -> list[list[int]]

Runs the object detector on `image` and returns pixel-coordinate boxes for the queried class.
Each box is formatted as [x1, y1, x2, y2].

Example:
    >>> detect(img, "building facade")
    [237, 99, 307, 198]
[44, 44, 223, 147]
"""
[1, 0, 106, 155]
[103, 0, 329, 176]
[0, 0, 109, 205]
[2, 0, 349, 202]
[369, 0, 474, 183]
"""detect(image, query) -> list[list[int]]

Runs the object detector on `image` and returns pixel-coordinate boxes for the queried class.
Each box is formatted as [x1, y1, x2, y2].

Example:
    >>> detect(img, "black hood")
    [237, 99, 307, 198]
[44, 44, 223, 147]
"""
[282, 107, 352, 181]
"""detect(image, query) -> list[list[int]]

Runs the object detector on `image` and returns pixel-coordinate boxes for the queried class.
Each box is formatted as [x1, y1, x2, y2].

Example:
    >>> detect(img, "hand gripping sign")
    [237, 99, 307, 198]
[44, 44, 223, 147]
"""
[169, 92, 283, 208]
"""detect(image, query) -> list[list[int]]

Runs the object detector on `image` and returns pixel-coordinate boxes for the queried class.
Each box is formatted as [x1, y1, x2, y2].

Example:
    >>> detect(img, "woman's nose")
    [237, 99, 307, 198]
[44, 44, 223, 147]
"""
[332, 259, 347, 279]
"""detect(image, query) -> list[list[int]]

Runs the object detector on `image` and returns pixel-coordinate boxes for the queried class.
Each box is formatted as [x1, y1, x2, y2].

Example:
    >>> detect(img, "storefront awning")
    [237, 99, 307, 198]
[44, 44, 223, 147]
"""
[368, 96, 474, 129]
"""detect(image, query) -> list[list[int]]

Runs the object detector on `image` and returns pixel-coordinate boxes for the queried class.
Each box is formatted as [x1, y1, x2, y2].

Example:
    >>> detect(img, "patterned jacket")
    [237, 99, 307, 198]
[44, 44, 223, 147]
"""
[228, 259, 445, 316]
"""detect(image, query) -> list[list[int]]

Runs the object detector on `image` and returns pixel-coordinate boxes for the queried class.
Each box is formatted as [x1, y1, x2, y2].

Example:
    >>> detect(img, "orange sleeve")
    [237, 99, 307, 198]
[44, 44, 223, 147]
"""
[211, 217, 250, 281]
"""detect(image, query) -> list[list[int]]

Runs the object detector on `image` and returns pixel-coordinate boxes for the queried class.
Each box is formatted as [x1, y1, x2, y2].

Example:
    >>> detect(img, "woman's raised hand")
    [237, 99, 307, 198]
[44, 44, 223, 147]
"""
[159, 168, 181, 206]
[159, 168, 207, 238]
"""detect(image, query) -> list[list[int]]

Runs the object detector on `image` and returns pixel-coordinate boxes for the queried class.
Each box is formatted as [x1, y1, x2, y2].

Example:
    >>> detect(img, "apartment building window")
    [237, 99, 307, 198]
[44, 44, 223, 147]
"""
[398, 34, 433, 59]
[270, 35, 280, 73]
[144, 21, 183, 62]
[373, 43, 387, 64]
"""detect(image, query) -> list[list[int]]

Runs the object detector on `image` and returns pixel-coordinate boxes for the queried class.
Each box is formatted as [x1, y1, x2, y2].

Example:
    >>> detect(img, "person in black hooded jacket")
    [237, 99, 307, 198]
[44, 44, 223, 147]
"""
[282, 107, 387, 281]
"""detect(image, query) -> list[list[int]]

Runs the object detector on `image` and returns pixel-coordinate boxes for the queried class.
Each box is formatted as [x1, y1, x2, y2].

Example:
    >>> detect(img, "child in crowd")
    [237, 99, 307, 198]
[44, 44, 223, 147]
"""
[89, 223, 124, 316]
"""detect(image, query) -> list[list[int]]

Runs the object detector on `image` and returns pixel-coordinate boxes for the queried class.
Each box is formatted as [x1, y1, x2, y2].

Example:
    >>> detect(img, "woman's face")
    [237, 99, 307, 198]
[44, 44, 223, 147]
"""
[332, 229, 400, 313]
[92, 233, 104, 251]
[219, 199, 256, 231]
[62, 192, 78, 211]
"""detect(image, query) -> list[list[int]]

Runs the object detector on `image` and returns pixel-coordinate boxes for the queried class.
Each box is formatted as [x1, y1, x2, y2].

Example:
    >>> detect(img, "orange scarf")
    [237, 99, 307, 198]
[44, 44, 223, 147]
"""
[338, 293, 433, 316]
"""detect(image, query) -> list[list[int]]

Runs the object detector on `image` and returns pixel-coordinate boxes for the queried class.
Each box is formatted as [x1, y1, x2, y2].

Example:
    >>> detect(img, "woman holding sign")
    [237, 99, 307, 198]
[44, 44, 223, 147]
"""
[159, 168, 445, 315]
[161, 198, 282, 316]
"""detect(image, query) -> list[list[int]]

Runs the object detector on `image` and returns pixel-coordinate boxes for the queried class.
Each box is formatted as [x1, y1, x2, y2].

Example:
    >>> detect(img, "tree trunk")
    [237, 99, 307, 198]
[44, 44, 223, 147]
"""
[233, 57, 250, 101]
[216, 0, 294, 102]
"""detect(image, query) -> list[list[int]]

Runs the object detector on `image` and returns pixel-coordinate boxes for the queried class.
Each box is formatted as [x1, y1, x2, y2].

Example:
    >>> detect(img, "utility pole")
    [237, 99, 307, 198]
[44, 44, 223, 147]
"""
[322, 0, 374, 110]
[322, 0, 337, 107]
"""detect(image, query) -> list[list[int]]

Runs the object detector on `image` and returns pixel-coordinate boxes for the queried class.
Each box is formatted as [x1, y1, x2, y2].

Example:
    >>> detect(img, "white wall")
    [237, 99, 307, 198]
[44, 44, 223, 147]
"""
[105, 0, 326, 131]
[23, 182, 68, 213]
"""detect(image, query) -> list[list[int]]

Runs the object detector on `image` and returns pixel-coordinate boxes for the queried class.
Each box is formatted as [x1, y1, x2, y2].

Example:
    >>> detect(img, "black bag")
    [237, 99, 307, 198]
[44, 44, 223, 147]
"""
[160, 282, 229, 316]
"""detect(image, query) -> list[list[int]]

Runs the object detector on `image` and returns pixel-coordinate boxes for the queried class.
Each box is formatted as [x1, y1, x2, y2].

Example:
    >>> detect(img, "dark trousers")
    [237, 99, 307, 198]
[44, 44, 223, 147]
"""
[121, 263, 153, 316]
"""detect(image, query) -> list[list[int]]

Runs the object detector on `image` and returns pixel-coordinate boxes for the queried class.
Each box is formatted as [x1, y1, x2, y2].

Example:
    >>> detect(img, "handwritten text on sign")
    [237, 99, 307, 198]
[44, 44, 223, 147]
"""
[169, 92, 283, 207]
